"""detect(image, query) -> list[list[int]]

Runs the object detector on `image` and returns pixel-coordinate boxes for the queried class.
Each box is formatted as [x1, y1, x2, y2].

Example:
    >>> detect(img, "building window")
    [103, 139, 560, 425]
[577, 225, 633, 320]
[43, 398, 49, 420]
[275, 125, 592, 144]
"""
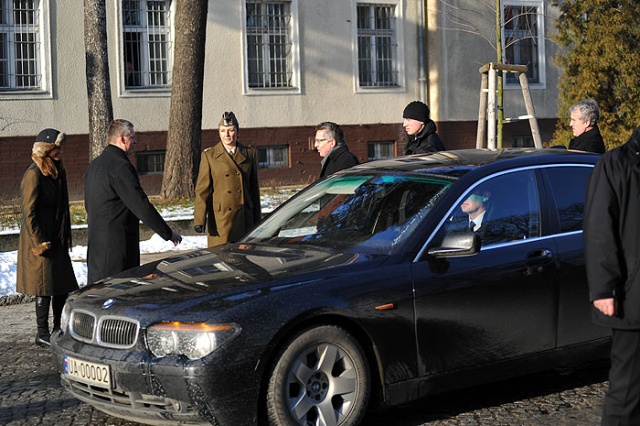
[367, 140, 395, 160]
[245, 0, 298, 91]
[258, 145, 288, 168]
[512, 135, 534, 148]
[137, 150, 165, 174]
[503, 0, 545, 86]
[122, 0, 173, 90]
[356, 2, 399, 88]
[0, 0, 43, 91]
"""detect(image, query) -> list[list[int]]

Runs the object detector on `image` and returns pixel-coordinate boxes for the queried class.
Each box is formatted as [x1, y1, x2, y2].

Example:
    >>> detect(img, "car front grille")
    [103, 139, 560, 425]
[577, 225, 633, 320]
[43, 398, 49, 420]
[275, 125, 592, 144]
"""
[70, 310, 140, 349]
[61, 378, 208, 424]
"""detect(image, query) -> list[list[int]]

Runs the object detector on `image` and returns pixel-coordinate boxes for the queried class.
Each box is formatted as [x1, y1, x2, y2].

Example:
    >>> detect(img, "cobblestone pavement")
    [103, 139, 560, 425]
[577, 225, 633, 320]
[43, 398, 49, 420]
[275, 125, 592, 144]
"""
[0, 301, 609, 426]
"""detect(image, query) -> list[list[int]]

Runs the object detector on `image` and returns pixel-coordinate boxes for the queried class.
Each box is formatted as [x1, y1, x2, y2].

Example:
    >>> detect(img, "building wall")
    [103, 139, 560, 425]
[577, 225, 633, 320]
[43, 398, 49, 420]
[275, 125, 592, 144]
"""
[0, 1, 562, 203]
[0, 123, 405, 202]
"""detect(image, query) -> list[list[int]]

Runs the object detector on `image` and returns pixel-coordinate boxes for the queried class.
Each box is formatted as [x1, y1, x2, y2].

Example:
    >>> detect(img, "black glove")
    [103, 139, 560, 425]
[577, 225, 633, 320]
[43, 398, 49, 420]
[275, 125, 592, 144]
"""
[194, 225, 205, 233]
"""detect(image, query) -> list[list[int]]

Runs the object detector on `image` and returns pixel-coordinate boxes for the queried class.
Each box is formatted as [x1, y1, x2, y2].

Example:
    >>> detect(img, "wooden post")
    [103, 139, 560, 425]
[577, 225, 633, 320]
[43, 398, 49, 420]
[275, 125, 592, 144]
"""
[518, 72, 542, 148]
[477, 72, 488, 149]
[487, 64, 496, 150]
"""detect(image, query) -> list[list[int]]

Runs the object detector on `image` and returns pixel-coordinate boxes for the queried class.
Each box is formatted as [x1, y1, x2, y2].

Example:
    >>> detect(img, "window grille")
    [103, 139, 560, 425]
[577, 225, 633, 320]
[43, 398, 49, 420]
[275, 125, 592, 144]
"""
[122, 0, 172, 89]
[258, 145, 289, 168]
[504, 4, 540, 84]
[367, 140, 395, 160]
[357, 3, 398, 87]
[246, 1, 292, 89]
[136, 150, 165, 174]
[512, 135, 534, 148]
[0, 0, 41, 90]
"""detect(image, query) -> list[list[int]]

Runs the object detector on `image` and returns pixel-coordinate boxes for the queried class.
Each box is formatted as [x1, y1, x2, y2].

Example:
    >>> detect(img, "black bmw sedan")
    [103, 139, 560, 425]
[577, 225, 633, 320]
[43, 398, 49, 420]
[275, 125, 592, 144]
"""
[51, 149, 610, 426]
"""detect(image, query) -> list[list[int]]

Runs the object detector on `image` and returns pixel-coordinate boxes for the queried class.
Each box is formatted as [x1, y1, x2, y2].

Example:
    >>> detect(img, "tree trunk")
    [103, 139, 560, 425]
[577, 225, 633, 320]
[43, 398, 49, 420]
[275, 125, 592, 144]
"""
[161, 1, 208, 199]
[84, 0, 113, 160]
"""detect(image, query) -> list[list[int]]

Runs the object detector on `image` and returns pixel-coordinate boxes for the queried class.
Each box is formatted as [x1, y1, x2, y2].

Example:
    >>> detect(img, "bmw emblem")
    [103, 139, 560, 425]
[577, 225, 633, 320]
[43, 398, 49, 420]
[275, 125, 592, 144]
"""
[102, 299, 115, 309]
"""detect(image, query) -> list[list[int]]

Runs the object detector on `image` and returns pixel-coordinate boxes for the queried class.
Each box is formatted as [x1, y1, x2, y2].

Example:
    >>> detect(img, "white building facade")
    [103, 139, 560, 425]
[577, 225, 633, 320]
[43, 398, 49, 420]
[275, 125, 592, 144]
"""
[0, 0, 562, 200]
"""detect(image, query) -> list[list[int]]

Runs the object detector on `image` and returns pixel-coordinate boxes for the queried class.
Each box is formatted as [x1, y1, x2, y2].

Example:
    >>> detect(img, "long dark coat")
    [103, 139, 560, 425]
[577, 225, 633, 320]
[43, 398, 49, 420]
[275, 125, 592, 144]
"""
[84, 145, 173, 283]
[194, 142, 261, 247]
[17, 161, 78, 296]
[584, 127, 640, 329]
[568, 126, 606, 154]
[320, 144, 359, 178]
[404, 120, 446, 155]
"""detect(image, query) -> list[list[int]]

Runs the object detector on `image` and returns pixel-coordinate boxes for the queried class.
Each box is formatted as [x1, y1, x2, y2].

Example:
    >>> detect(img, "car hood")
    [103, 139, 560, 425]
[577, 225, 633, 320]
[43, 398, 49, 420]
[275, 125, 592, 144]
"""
[71, 243, 385, 319]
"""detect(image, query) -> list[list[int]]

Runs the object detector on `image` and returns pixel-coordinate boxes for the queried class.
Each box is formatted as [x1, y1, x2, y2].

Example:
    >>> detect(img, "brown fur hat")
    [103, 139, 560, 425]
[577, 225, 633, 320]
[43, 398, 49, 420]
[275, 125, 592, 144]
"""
[32, 128, 66, 158]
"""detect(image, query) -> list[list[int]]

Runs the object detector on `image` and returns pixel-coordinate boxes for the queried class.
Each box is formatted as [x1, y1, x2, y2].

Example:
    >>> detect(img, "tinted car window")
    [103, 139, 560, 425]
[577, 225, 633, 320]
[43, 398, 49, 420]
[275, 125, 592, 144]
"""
[544, 166, 593, 233]
[436, 170, 540, 247]
[244, 174, 453, 254]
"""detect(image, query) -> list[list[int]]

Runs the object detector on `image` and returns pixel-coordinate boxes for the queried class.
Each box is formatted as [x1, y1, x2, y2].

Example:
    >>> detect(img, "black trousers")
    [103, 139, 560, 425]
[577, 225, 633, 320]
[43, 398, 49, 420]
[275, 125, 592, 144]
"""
[602, 328, 640, 426]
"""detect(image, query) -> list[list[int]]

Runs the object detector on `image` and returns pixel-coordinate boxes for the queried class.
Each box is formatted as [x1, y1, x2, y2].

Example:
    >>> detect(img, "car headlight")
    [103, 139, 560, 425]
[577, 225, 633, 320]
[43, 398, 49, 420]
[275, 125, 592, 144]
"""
[146, 322, 241, 360]
[60, 299, 73, 332]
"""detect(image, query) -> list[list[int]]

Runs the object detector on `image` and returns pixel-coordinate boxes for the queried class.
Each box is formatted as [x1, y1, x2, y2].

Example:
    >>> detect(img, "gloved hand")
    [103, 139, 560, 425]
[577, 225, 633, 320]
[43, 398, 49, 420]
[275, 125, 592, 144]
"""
[32, 241, 51, 256]
[194, 225, 205, 233]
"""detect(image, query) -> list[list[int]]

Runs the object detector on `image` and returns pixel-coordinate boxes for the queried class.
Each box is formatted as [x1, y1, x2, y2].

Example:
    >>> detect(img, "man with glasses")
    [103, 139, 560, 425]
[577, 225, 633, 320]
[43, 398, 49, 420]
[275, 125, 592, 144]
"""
[314, 121, 359, 179]
[84, 119, 182, 283]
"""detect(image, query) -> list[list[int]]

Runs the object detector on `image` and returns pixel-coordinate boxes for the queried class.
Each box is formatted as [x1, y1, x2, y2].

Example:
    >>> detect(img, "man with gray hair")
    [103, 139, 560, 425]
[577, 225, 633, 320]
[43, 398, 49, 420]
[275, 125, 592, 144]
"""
[568, 99, 606, 153]
[314, 121, 359, 179]
[85, 119, 182, 283]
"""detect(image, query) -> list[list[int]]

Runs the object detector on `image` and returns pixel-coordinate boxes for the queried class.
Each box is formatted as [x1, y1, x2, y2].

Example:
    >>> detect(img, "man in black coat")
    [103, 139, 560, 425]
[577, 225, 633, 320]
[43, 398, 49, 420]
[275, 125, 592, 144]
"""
[84, 119, 182, 283]
[584, 126, 640, 425]
[402, 101, 445, 155]
[315, 121, 359, 179]
[568, 99, 606, 154]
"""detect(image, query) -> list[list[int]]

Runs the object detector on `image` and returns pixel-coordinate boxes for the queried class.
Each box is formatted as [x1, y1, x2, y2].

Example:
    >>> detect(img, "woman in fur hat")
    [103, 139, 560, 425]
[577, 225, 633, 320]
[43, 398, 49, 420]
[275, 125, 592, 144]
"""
[17, 128, 79, 347]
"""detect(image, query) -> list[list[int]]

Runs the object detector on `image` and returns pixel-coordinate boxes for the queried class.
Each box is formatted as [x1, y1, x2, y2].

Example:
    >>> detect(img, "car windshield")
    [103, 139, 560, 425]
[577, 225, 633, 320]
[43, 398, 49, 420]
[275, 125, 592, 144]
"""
[243, 174, 453, 254]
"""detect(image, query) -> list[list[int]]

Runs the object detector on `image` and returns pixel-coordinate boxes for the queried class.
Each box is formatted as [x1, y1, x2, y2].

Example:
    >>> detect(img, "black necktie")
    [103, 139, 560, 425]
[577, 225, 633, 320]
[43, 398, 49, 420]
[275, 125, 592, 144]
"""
[469, 221, 475, 231]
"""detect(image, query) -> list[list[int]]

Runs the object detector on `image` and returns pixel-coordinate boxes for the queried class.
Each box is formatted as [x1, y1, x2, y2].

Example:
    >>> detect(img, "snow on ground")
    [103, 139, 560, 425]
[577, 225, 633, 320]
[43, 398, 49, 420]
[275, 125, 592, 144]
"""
[0, 188, 301, 297]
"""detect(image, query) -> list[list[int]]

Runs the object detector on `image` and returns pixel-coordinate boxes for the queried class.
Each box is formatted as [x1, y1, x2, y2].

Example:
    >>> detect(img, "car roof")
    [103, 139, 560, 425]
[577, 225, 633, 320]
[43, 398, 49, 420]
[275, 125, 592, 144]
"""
[349, 148, 600, 176]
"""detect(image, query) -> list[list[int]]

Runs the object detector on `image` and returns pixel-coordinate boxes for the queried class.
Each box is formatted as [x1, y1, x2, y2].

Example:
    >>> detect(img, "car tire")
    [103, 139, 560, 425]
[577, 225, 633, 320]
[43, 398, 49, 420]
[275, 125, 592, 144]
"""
[266, 325, 370, 426]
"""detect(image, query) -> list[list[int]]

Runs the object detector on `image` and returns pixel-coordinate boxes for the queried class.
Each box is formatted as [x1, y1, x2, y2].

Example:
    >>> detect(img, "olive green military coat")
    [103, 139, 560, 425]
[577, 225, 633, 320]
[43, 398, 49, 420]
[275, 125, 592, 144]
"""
[194, 142, 261, 247]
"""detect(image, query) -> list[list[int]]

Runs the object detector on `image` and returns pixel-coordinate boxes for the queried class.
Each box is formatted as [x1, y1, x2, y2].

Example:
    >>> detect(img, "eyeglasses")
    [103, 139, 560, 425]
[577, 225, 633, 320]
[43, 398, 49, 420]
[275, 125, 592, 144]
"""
[314, 138, 332, 144]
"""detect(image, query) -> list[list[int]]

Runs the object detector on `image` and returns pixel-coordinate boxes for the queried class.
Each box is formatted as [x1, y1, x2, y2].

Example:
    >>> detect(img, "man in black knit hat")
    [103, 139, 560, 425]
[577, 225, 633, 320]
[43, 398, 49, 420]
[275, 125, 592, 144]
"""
[402, 100, 445, 155]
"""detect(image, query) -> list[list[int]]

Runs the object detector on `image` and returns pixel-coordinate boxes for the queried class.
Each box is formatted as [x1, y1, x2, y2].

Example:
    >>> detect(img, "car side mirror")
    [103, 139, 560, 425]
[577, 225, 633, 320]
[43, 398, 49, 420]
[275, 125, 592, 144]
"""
[427, 231, 481, 258]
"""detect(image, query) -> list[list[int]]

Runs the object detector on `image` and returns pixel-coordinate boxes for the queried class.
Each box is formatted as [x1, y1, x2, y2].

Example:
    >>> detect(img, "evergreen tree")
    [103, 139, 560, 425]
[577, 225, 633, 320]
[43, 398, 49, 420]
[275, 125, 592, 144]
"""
[553, 0, 640, 149]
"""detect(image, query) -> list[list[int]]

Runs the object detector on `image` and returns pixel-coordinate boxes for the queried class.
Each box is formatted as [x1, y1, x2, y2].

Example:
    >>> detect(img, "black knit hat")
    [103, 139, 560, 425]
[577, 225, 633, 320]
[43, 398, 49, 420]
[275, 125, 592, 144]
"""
[403, 101, 430, 123]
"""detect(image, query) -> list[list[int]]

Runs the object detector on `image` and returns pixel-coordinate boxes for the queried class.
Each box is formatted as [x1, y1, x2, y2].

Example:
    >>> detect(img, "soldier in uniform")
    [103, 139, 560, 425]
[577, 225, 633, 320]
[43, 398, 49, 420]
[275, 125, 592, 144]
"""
[193, 112, 261, 247]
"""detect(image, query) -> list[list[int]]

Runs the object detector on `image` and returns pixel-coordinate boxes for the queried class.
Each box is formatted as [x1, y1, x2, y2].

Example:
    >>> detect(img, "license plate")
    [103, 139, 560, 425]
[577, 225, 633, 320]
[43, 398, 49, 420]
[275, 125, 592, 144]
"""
[64, 355, 111, 388]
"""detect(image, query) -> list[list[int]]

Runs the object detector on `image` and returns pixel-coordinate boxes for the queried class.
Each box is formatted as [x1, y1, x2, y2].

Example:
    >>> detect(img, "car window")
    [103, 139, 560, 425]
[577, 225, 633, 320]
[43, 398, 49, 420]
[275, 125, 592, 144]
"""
[244, 174, 453, 254]
[434, 169, 541, 248]
[544, 166, 593, 233]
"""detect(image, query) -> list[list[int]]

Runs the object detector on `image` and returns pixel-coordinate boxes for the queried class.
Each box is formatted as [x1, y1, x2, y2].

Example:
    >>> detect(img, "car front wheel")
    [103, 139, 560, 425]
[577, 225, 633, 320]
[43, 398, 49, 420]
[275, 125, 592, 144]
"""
[266, 325, 370, 426]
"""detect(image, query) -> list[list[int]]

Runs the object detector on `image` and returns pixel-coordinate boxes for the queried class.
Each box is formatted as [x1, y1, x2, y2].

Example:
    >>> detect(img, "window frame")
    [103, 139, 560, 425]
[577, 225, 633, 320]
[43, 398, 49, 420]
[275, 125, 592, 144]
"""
[0, 0, 52, 99]
[116, 0, 175, 97]
[136, 149, 166, 175]
[352, 0, 405, 93]
[242, 0, 300, 96]
[367, 140, 395, 160]
[501, 0, 546, 89]
[258, 144, 289, 168]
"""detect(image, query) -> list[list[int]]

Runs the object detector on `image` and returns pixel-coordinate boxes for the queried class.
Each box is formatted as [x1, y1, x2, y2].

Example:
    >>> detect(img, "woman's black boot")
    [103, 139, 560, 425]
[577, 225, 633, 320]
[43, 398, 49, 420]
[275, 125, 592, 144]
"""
[52, 293, 68, 333]
[35, 296, 51, 347]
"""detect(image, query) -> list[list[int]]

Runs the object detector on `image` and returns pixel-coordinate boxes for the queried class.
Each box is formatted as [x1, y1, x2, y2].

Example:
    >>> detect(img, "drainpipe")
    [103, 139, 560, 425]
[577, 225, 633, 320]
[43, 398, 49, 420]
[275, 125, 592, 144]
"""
[417, 0, 426, 103]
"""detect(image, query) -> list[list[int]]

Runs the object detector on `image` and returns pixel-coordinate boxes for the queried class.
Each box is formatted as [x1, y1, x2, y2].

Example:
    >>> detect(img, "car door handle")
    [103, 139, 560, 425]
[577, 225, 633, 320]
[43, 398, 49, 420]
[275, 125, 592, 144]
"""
[524, 249, 554, 275]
